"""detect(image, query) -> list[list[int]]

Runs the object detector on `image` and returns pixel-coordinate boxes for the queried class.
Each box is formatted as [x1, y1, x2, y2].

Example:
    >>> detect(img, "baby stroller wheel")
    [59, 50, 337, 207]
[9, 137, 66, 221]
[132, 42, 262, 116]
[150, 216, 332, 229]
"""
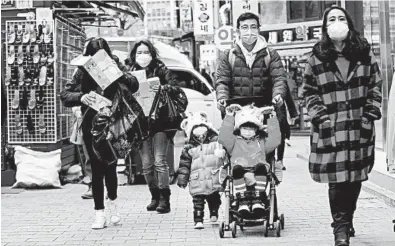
[275, 220, 281, 237]
[263, 220, 268, 237]
[230, 221, 237, 238]
[280, 214, 285, 229]
[219, 222, 225, 238]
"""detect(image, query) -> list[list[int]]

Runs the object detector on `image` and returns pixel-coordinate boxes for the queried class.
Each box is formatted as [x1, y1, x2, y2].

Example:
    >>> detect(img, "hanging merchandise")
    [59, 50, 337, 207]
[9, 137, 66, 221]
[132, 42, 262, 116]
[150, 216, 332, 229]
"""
[6, 18, 86, 144]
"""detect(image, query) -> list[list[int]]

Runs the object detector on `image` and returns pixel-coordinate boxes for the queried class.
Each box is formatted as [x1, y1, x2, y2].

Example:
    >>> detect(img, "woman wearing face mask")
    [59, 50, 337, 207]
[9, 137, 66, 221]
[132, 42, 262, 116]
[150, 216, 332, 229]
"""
[129, 40, 178, 213]
[302, 6, 382, 246]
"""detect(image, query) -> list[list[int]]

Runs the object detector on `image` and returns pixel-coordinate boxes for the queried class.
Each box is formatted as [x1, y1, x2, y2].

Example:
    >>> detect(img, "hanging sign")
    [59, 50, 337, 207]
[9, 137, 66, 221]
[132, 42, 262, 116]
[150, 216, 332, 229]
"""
[232, 0, 259, 28]
[200, 44, 217, 61]
[214, 25, 237, 51]
[193, 0, 214, 36]
[1, 0, 15, 8]
[180, 1, 193, 32]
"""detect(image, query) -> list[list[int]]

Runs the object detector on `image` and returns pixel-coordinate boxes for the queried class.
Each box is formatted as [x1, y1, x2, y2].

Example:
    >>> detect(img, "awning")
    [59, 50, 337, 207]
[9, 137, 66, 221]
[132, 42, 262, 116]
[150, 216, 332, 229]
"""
[276, 48, 312, 60]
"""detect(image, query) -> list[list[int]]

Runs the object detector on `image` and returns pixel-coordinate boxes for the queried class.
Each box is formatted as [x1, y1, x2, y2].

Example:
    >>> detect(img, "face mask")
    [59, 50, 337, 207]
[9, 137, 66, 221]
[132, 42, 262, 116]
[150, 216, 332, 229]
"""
[327, 22, 349, 41]
[136, 54, 152, 68]
[240, 128, 256, 139]
[193, 126, 208, 142]
[241, 31, 258, 45]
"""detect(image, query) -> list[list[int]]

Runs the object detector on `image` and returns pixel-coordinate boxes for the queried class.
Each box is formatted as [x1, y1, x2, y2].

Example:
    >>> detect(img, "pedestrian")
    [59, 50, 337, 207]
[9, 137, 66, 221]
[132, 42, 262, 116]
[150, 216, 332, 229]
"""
[215, 12, 288, 174]
[200, 68, 213, 86]
[302, 6, 382, 246]
[61, 37, 141, 229]
[218, 104, 281, 216]
[177, 112, 224, 229]
[128, 39, 180, 214]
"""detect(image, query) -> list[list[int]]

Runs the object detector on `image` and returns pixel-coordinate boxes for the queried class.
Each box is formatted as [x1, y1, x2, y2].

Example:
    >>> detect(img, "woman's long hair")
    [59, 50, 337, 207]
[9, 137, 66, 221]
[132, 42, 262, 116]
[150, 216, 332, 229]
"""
[83, 37, 113, 58]
[129, 40, 159, 65]
[318, 5, 370, 62]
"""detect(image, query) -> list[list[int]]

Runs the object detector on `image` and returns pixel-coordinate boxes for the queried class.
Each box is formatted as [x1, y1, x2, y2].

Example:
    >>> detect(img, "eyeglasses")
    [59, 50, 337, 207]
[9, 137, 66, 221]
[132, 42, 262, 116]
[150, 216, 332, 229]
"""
[240, 25, 259, 32]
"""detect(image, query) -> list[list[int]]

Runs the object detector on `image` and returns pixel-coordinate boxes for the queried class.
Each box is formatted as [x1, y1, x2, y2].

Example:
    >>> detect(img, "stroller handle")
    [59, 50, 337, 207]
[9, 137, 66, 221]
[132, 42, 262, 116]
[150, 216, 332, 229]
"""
[224, 97, 279, 109]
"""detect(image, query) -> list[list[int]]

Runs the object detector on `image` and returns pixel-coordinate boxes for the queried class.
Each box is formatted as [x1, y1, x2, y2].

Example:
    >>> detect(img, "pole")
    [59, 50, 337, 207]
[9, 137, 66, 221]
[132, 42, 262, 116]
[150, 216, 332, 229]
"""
[144, 0, 148, 37]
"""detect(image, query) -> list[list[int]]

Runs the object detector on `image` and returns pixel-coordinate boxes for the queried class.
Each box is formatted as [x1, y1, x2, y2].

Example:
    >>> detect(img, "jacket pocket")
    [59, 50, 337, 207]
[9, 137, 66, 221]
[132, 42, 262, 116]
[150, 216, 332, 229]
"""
[211, 168, 227, 192]
[360, 121, 374, 144]
[189, 170, 204, 195]
[317, 123, 336, 149]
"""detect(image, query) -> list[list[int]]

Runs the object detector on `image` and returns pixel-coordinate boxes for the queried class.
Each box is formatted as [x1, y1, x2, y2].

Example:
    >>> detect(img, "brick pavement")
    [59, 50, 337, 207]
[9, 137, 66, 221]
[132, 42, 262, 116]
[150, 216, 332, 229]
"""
[2, 137, 395, 246]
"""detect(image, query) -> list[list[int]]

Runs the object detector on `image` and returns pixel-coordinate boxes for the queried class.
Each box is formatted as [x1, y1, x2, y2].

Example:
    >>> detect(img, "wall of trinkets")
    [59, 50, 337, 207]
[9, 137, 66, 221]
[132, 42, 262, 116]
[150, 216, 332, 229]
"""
[5, 18, 85, 144]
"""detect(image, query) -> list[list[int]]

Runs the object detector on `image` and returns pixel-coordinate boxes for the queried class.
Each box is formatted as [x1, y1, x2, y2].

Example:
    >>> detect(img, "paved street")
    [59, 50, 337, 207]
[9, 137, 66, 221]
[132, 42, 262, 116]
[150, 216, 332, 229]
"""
[2, 137, 395, 246]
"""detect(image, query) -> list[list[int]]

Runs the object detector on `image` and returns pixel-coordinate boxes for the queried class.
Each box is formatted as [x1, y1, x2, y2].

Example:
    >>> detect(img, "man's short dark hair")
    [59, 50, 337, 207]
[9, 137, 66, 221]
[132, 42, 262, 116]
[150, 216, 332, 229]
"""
[237, 12, 260, 29]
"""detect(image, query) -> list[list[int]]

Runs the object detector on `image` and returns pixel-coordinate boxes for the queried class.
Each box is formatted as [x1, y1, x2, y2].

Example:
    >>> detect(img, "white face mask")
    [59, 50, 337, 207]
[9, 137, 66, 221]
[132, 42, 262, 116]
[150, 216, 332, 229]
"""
[240, 127, 256, 139]
[327, 22, 349, 41]
[136, 54, 152, 68]
[241, 33, 258, 45]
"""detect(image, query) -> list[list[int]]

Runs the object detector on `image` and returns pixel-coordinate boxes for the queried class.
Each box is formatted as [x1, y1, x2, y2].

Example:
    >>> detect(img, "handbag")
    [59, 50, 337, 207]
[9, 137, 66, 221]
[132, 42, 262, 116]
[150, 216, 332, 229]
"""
[149, 86, 188, 131]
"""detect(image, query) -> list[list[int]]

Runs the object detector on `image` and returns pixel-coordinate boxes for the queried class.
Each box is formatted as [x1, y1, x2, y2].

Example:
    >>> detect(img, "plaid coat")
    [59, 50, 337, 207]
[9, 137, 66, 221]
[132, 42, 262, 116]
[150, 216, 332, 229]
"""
[302, 43, 382, 183]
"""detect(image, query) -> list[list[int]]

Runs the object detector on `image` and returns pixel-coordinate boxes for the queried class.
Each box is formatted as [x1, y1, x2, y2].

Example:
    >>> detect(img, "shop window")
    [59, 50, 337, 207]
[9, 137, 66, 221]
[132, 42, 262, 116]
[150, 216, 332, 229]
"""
[287, 0, 339, 23]
[172, 70, 211, 96]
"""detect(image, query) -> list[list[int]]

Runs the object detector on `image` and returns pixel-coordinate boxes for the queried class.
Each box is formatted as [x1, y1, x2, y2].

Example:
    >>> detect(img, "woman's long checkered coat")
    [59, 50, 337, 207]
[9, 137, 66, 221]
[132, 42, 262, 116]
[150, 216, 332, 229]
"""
[302, 43, 382, 183]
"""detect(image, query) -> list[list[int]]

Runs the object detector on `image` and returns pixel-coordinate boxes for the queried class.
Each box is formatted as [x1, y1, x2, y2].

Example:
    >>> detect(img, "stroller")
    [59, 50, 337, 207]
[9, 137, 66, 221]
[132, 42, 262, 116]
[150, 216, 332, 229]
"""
[218, 97, 285, 238]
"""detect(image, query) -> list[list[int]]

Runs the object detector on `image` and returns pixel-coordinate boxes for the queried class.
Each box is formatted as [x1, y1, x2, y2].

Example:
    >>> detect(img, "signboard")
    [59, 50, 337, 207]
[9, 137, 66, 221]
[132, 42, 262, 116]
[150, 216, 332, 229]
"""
[193, 0, 214, 36]
[199, 44, 217, 61]
[214, 25, 237, 51]
[36, 8, 53, 23]
[232, 0, 259, 28]
[180, 1, 193, 32]
[1, 0, 15, 8]
[261, 25, 322, 43]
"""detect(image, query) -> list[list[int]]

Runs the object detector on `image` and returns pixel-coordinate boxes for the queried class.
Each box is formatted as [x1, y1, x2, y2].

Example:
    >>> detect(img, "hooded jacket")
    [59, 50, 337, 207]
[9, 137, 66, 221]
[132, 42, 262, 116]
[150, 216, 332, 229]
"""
[216, 35, 288, 107]
[218, 107, 281, 168]
[177, 112, 225, 196]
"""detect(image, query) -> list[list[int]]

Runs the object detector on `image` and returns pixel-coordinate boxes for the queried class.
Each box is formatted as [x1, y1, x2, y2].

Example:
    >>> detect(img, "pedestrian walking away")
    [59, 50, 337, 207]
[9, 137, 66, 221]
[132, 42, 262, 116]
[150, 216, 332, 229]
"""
[128, 39, 188, 214]
[302, 5, 382, 246]
[60, 37, 143, 230]
[177, 112, 224, 229]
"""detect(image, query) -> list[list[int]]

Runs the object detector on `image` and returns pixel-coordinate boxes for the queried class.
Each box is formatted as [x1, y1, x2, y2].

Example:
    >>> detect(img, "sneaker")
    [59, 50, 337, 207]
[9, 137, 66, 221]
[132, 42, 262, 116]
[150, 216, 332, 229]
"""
[238, 204, 250, 216]
[194, 222, 204, 230]
[209, 209, 218, 222]
[107, 199, 121, 225]
[81, 186, 93, 199]
[91, 210, 107, 230]
[275, 161, 283, 182]
[252, 203, 265, 216]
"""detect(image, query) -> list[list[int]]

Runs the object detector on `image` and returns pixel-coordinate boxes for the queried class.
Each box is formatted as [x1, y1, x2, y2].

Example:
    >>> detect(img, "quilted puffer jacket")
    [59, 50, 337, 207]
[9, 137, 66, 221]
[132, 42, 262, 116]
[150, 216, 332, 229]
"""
[177, 130, 226, 196]
[216, 36, 288, 107]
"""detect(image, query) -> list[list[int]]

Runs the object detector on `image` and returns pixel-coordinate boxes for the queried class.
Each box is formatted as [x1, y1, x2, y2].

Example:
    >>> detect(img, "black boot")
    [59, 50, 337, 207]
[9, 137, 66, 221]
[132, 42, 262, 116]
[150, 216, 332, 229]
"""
[334, 223, 350, 246]
[156, 188, 171, 213]
[146, 188, 160, 211]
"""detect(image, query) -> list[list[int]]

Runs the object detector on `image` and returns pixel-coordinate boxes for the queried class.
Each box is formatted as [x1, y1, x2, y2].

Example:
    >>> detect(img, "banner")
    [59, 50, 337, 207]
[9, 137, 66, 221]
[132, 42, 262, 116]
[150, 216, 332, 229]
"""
[193, 0, 214, 35]
[180, 1, 193, 33]
[232, 0, 259, 28]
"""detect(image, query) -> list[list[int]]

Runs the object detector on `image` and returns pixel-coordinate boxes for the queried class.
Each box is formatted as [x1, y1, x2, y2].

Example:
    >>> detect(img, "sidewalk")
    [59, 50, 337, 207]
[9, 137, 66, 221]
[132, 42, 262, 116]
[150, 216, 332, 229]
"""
[2, 137, 395, 246]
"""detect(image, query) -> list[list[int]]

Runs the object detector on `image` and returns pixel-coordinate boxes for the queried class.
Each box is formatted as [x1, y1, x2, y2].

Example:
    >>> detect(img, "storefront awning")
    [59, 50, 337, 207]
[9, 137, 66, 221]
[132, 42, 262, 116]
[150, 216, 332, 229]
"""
[276, 48, 312, 60]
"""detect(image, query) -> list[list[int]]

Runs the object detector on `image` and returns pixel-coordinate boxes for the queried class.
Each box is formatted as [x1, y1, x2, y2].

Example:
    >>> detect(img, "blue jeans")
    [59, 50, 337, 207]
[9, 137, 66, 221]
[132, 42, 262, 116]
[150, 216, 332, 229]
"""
[139, 132, 170, 189]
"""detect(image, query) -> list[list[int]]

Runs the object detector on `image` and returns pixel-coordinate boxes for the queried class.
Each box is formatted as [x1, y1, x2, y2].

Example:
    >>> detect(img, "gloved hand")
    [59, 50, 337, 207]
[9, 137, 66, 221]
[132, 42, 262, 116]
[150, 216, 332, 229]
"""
[214, 148, 226, 159]
[225, 104, 242, 116]
[217, 99, 227, 111]
[272, 94, 284, 106]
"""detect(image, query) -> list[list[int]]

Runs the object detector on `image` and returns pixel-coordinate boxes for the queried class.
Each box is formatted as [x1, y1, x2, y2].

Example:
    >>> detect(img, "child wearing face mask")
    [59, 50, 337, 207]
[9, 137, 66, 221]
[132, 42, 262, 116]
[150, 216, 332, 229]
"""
[218, 104, 281, 216]
[177, 112, 225, 229]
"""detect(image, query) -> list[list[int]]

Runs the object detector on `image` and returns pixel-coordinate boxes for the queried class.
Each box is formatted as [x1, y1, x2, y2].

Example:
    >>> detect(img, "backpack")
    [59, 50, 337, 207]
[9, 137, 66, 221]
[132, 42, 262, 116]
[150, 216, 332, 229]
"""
[228, 47, 271, 71]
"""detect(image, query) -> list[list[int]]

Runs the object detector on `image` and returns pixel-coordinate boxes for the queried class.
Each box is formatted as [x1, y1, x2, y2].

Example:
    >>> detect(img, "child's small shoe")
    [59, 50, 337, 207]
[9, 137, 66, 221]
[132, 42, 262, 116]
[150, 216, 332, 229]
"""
[194, 222, 204, 229]
[210, 210, 218, 222]
[252, 202, 265, 216]
[238, 203, 250, 217]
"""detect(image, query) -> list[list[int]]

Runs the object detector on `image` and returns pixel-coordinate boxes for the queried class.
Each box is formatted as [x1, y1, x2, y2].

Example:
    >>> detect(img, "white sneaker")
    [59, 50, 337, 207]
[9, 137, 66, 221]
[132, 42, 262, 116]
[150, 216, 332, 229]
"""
[107, 199, 121, 225]
[238, 204, 249, 214]
[252, 203, 265, 214]
[275, 161, 283, 182]
[210, 216, 218, 222]
[91, 210, 107, 229]
[194, 222, 204, 229]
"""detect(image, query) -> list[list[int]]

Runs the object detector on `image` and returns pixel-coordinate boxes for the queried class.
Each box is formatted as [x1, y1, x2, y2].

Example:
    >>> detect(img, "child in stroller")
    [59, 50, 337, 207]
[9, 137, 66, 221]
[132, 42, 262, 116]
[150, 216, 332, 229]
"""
[219, 103, 281, 216]
[177, 112, 226, 229]
[218, 100, 284, 238]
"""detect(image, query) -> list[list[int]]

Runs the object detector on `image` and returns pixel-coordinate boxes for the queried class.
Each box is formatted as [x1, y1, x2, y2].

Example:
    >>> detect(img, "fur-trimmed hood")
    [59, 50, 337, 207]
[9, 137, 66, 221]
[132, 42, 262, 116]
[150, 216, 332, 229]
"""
[312, 38, 371, 63]
[181, 111, 218, 142]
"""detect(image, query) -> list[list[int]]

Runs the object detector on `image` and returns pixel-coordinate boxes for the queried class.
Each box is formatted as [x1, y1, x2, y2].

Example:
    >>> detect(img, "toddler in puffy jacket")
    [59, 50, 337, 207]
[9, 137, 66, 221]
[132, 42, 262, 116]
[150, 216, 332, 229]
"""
[177, 112, 226, 230]
[218, 104, 281, 217]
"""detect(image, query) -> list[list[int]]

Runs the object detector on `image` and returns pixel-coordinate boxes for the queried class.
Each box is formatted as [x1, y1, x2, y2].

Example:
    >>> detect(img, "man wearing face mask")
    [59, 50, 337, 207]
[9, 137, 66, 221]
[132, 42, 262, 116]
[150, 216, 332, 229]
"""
[216, 12, 288, 114]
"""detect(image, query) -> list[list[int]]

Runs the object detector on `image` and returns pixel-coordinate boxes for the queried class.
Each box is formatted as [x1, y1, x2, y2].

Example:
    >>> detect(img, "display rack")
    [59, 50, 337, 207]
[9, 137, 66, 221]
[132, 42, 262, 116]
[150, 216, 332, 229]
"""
[6, 20, 57, 143]
[6, 19, 86, 144]
[55, 18, 85, 141]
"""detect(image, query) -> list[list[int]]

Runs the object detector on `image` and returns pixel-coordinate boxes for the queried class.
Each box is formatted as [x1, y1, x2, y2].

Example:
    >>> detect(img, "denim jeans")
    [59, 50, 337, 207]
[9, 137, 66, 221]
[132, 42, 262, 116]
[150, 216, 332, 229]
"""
[139, 132, 170, 189]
